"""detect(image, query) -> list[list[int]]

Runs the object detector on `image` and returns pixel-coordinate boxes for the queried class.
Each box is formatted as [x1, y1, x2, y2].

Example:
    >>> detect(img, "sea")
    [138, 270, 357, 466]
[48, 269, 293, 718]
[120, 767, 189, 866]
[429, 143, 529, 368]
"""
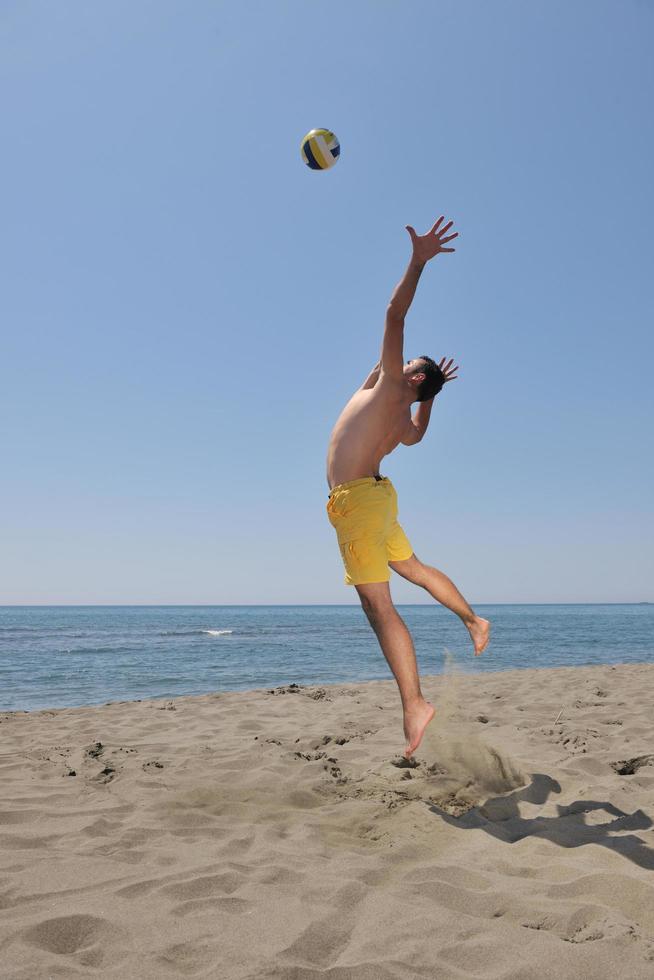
[1, 604, 653, 713]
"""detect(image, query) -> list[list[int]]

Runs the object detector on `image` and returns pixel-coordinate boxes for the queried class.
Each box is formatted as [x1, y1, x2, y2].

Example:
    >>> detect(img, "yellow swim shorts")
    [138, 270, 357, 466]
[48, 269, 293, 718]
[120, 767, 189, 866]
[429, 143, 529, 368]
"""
[326, 476, 413, 586]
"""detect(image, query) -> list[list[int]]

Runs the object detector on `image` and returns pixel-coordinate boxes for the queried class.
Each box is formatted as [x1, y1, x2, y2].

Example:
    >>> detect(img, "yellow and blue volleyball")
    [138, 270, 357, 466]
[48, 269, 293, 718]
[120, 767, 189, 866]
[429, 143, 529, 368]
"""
[300, 128, 340, 170]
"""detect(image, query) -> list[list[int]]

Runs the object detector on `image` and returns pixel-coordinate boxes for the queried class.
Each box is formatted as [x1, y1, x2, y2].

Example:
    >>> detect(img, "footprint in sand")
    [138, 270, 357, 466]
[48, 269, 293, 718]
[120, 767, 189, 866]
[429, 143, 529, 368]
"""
[20, 913, 126, 967]
[94, 765, 117, 783]
[611, 755, 654, 775]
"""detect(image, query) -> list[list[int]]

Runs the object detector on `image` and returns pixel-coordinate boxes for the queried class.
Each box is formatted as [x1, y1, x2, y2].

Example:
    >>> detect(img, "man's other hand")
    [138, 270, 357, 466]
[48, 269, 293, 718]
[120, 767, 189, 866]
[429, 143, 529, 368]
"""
[438, 357, 459, 384]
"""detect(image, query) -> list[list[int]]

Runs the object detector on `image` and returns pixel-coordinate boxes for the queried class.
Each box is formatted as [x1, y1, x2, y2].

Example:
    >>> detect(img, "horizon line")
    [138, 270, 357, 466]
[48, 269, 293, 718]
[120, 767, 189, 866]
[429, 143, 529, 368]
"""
[1, 602, 652, 608]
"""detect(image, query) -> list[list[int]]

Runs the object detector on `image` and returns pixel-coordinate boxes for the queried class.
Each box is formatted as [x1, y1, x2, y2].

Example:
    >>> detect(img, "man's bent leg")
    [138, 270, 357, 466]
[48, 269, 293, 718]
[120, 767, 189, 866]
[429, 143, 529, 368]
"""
[355, 581, 435, 757]
[389, 554, 490, 656]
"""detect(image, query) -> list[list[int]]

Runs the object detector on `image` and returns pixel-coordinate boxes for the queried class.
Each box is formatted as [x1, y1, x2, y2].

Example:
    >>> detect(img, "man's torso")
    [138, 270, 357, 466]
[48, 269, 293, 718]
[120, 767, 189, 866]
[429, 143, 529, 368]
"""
[326, 375, 410, 489]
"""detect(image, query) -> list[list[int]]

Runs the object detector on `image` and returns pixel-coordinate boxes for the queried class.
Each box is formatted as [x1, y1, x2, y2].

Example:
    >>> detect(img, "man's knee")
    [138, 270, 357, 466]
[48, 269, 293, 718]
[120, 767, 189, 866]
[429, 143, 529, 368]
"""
[356, 585, 395, 624]
[359, 592, 378, 620]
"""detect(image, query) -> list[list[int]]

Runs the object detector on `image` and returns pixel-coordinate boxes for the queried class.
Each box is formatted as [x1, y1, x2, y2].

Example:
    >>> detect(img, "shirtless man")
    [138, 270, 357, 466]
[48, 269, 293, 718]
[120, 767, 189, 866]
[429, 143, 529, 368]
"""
[326, 216, 490, 758]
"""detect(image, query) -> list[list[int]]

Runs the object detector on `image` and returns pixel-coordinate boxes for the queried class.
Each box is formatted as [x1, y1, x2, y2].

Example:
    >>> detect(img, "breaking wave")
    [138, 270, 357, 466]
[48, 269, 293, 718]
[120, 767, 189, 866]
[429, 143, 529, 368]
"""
[160, 629, 233, 637]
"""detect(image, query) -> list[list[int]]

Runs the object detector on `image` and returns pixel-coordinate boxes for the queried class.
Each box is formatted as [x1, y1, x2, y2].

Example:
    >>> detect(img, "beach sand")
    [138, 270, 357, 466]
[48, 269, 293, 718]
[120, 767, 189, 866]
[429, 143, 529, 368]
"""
[1, 661, 654, 979]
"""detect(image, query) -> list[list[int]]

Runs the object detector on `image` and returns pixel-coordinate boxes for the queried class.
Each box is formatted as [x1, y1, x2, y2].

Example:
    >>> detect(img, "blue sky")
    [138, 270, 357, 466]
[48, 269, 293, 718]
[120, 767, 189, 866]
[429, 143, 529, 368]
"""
[2, 0, 653, 604]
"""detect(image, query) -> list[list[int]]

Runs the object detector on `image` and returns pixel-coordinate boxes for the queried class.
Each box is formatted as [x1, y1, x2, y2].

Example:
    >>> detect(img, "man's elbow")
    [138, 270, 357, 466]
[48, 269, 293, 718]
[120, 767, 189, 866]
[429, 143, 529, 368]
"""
[402, 427, 424, 446]
[386, 304, 405, 326]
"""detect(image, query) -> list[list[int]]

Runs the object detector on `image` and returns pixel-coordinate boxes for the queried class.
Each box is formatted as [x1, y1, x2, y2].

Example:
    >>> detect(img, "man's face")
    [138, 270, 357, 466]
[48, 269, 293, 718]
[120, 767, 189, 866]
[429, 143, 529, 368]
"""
[403, 358, 426, 378]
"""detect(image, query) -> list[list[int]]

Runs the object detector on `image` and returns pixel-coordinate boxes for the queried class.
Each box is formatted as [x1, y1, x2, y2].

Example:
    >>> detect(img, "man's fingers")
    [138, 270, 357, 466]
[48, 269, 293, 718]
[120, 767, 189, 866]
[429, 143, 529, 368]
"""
[438, 356, 459, 381]
[428, 216, 445, 234]
[440, 247, 456, 253]
[440, 233, 458, 244]
[405, 225, 417, 242]
[438, 220, 454, 236]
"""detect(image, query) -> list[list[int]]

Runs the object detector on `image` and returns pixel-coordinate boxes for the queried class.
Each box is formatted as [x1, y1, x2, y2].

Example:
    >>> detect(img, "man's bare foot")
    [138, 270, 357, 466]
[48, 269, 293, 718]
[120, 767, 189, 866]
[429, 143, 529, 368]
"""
[403, 699, 435, 759]
[468, 616, 490, 656]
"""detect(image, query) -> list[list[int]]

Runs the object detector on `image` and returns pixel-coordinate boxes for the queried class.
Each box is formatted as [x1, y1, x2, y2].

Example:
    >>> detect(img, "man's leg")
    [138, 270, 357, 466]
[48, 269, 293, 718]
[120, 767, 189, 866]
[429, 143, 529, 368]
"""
[355, 580, 435, 757]
[389, 554, 490, 655]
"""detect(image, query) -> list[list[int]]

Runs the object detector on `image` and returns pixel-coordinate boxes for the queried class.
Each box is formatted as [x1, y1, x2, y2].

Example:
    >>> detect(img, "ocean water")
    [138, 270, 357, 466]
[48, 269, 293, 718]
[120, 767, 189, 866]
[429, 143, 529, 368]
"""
[0, 604, 653, 713]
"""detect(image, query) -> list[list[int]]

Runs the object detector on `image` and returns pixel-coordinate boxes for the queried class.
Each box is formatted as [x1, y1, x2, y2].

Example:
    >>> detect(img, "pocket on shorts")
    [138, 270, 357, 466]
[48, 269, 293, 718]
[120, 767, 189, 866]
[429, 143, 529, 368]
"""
[339, 535, 390, 585]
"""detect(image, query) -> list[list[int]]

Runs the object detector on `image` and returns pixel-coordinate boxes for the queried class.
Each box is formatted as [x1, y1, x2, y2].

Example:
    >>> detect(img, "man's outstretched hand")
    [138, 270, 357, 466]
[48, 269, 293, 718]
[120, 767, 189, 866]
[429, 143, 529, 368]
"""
[438, 357, 459, 384]
[406, 216, 458, 264]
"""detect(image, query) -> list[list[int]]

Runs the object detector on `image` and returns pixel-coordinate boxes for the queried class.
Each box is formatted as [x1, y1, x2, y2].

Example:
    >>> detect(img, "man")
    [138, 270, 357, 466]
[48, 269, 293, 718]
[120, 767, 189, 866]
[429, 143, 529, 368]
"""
[326, 216, 490, 759]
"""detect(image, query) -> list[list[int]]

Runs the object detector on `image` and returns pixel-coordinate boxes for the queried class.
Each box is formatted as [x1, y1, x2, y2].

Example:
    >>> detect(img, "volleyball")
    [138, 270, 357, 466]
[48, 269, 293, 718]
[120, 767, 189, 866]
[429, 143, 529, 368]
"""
[300, 128, 340, 170]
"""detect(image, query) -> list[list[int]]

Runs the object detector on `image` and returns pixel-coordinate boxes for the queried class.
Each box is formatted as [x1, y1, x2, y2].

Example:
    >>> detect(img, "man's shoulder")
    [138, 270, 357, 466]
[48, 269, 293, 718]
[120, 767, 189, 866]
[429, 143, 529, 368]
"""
[376, 370, 406, 399]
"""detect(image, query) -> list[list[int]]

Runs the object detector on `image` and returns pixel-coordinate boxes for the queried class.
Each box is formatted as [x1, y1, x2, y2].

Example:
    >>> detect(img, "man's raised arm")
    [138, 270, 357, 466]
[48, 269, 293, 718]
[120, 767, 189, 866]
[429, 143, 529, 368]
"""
[380, 217, 459, 379]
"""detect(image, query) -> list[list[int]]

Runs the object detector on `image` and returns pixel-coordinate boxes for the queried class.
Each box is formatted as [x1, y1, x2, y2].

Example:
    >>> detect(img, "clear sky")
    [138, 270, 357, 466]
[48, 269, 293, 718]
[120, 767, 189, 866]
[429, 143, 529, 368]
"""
[2, 0, 653, 604]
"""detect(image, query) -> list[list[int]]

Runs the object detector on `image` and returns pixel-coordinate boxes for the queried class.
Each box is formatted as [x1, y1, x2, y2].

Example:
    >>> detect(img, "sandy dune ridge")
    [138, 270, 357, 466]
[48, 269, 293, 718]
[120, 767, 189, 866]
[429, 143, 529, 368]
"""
[1, 661, 654, 979]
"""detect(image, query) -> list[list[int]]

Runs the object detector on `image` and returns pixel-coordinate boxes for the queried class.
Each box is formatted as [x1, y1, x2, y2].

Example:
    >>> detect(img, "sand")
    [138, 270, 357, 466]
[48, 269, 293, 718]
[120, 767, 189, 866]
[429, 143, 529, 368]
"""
[1, 661, 654, 979]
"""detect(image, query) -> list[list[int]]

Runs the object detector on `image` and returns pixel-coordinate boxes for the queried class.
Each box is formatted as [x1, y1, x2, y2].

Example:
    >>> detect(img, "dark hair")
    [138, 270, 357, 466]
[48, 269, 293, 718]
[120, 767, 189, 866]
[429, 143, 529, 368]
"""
[412, 355, 445, 401]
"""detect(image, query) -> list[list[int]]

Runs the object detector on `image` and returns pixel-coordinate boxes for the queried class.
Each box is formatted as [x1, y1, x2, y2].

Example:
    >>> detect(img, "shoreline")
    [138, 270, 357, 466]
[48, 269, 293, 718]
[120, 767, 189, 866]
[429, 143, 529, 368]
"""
[2, 658, 653, 717]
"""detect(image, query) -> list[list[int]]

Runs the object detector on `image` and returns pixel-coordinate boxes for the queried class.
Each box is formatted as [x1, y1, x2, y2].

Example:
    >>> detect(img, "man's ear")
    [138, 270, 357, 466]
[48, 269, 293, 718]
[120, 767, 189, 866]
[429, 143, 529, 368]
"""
[410, 372, 426, 386]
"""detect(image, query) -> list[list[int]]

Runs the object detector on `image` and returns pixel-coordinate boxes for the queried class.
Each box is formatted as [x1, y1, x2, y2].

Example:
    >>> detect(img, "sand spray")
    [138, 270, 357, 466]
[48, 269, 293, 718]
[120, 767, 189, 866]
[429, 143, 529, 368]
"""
[419, 650, 524, 802]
